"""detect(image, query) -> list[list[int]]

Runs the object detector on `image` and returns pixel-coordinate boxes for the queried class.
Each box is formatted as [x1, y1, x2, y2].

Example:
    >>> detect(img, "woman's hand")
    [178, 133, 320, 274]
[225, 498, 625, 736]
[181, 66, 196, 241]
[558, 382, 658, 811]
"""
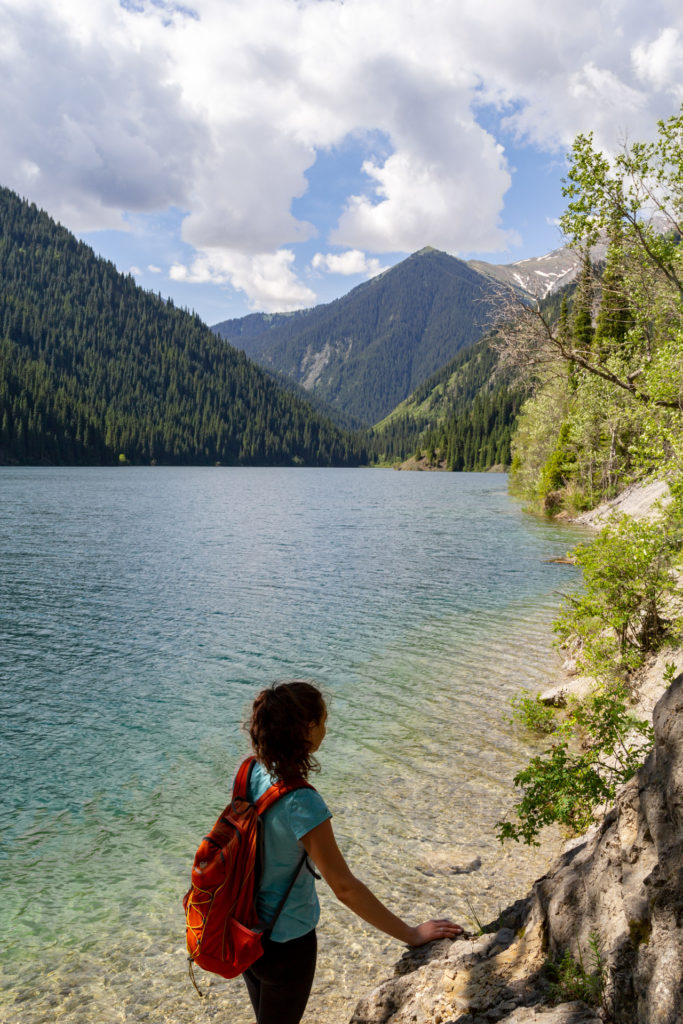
[407, 919, 464, 946]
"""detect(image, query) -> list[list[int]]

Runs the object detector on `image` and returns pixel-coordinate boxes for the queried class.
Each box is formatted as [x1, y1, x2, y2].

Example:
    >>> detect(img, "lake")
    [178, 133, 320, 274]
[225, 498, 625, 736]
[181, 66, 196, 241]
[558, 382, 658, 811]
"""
[0, 467, 585, 1023]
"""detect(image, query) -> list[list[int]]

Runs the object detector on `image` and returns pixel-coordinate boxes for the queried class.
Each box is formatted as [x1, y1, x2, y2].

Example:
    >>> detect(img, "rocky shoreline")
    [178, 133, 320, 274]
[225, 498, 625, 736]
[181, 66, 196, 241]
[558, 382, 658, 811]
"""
[349, 666, 682, 1024]
[349, 481, 682, 1024]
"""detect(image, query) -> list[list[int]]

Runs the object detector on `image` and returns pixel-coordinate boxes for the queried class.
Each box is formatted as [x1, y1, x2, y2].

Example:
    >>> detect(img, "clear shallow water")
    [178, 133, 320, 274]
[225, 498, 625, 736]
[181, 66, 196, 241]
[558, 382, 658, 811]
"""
[0, 467, 586, 1023]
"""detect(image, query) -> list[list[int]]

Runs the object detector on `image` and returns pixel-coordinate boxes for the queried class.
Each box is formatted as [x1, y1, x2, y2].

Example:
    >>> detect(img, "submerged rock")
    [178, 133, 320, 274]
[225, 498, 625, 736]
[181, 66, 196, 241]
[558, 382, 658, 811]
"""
[417, 856, 482, 877]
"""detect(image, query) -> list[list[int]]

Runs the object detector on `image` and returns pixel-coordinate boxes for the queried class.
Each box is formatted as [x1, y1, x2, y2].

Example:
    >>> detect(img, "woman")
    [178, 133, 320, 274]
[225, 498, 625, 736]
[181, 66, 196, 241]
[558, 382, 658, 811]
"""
[243, 680, 463, 1024]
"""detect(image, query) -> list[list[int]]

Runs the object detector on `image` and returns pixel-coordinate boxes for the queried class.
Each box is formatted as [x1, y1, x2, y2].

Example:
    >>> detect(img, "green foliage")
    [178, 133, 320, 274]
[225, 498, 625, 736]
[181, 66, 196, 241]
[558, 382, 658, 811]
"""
[0, 187, 366, 467]
[538, 421, 578, 497]
[571, 252, 595, 350]
[367, 336, 525, 470]
[663, 660, 679, 685]
[546, 932, 606, 1009]
[498, 683, 654, 845]
[497, 490, 683, 845]
[554, 493, 683, 678]
[508, 108, 683, 511]
[509, 372, 571, 500]
[593, 220, 633, 358]
[509, 691, 557, 734]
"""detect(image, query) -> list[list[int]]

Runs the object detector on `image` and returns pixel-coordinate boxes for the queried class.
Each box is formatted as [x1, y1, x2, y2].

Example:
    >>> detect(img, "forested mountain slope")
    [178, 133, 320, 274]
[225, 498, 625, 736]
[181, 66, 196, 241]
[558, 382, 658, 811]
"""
[213, 247, 505, 426]
[0, 187, 365, 466]
[367, 335, 524, 470]
[365, 280, 576, 471]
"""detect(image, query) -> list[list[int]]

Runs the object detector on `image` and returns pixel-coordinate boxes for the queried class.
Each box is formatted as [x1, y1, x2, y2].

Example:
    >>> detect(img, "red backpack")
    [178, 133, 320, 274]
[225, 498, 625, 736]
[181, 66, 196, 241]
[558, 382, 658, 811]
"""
[182, 756, 314, 994]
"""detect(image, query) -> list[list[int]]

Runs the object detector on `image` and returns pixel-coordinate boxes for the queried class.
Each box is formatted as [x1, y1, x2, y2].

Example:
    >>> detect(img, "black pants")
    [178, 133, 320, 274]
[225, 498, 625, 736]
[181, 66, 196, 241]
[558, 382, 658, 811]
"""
[243, 929, 317, 1024]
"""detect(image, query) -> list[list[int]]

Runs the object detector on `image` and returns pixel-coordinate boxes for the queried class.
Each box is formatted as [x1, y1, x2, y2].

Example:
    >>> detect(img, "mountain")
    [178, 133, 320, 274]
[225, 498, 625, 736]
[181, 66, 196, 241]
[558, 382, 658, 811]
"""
[213, 248, 505, 426]
[0, 187, 365, 467]
[468, 239, 607, 299]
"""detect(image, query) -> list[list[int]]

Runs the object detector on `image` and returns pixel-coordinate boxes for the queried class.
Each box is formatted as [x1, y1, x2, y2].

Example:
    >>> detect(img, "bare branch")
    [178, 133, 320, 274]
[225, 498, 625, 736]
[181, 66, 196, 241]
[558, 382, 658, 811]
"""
[492, 286, 682, 411]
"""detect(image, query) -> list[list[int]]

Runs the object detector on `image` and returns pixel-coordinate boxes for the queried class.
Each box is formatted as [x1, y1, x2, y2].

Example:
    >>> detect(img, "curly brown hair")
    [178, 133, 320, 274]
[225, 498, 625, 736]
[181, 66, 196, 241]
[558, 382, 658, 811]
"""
[248, 680, 327, 781]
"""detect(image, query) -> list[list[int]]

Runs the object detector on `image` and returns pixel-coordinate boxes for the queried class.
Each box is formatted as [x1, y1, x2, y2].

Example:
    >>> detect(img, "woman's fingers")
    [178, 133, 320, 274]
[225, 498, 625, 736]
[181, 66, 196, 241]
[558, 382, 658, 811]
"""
[409, 919, 464, 946]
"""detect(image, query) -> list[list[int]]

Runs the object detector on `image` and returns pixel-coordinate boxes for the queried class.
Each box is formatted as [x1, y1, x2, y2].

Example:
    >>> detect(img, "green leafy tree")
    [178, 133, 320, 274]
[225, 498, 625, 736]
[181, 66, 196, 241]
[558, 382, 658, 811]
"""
[555, 495, 683, 677]
[498, 682, 655, 845]
[559, 109, 683, 414]
[502, 107, 683, 510]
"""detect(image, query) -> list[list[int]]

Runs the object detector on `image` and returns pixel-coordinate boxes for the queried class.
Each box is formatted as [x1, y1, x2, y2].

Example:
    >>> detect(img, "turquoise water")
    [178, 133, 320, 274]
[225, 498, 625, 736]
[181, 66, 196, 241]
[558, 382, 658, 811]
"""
[0, 467, 584, 1023]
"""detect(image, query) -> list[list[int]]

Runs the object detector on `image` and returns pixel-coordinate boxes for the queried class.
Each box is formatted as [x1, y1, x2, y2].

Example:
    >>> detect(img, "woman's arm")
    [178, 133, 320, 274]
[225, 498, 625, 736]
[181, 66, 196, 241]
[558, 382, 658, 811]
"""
[301, 818, 463, 946]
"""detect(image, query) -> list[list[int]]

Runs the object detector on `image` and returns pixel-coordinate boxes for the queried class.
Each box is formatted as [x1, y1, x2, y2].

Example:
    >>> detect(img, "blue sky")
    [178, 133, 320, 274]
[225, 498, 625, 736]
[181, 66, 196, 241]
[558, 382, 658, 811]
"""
[2, 1, 682, 325]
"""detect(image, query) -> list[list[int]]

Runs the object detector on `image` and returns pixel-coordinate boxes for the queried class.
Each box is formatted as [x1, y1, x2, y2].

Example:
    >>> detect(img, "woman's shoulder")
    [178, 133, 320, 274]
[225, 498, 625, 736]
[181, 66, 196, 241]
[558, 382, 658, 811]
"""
[247, 760, 326, 804]
[247, 760, 332, 835]
[248, 758, 274, 798]
[282, 781, 331, 838]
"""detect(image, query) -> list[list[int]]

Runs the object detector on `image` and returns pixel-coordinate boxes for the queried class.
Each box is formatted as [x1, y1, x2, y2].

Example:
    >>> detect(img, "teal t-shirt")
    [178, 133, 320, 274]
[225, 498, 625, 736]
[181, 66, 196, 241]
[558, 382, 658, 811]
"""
[247, 761, 332, 943]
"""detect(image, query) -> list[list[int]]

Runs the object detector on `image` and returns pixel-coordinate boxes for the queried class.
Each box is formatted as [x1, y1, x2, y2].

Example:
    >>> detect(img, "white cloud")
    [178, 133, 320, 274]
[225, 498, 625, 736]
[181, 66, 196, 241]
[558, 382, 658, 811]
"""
[633, 28, 683, 98]
[0, 0, 206, 231]
[170, 248, 316, 312]
[147, 264, 162, 273]
[331, 138, 517, 255]
[311, 250, 385, 277]
[568, 62, 647, 117]
[2, 0, 683, 309]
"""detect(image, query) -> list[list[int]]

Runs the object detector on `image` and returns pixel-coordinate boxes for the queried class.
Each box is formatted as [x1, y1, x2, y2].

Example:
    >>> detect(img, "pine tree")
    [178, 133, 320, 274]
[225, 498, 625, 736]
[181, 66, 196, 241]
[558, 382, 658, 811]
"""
[593, 220, 633, 359]
[572, 251, 594, 350]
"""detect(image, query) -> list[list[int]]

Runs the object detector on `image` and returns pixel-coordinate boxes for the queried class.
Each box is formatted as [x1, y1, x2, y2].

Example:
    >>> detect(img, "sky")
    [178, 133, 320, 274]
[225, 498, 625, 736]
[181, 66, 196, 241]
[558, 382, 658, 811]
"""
[2, 1, 683, 326]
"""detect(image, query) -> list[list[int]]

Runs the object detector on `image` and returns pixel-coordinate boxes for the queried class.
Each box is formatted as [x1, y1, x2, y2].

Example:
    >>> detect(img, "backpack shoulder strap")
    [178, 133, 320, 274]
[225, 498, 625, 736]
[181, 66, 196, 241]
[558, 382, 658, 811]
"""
[232, 756, 257, 800]
[255, 776, 314, 816]
[232, 756, 315, 815]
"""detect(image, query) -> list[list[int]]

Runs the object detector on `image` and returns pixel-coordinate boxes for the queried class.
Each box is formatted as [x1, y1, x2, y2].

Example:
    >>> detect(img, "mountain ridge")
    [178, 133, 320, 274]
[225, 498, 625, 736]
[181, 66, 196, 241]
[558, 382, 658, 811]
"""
[213, 248, 506, 426]
[213, 243, 592, 427]
[468, 239, 606, 299]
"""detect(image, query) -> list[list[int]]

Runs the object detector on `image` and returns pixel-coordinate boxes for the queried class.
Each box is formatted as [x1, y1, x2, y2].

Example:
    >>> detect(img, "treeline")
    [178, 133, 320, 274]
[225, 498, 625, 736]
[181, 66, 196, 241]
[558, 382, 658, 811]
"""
[0, 187, 366, 467]
[367, 337, 524, 470]
[419, 386, 522, 470]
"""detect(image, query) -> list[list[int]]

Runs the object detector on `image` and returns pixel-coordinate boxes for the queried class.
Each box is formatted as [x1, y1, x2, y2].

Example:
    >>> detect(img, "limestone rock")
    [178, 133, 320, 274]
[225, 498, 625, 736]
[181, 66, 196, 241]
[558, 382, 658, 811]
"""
[573, 479, 670, 527]
[527, 672, 682, 1024]
[496, 1003, 601, 1023]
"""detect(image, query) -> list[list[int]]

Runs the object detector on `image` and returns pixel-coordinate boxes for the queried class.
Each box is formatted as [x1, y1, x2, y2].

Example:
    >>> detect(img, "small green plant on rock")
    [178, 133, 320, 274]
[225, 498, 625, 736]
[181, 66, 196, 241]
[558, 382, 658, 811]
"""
[546, 932, 607, 1010]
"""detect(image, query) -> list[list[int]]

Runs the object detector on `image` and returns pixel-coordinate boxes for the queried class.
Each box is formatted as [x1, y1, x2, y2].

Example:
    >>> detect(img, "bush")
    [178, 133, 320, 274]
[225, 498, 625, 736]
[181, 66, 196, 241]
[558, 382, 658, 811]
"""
[554, 492, 683, 679]
[509, 692, 557, 734]
[498, 683, 654, 844]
